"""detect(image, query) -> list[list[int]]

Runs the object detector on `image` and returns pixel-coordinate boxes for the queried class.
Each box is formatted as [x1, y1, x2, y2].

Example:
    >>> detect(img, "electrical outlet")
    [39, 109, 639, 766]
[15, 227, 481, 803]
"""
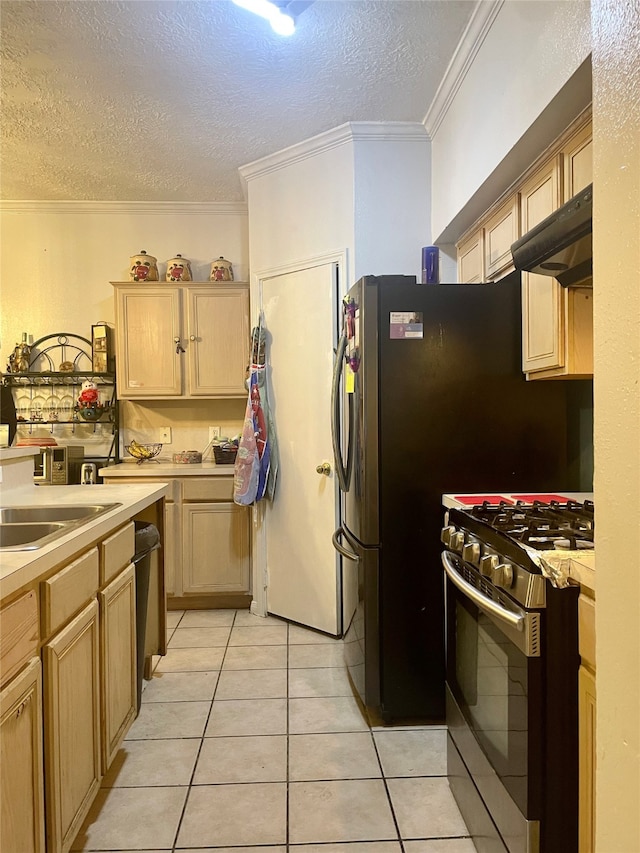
[209, 426, 221, 441]
[159, 426, 172, 443]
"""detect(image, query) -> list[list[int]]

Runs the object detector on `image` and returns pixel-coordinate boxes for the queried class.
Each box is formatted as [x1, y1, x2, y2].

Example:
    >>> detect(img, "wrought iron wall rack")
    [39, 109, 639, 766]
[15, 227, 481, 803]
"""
[3, 332, 120, 464]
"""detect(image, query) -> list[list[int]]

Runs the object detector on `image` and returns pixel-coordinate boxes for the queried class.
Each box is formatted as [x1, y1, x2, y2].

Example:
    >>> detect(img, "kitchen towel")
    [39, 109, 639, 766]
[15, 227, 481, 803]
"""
[234, 314, 279, 505]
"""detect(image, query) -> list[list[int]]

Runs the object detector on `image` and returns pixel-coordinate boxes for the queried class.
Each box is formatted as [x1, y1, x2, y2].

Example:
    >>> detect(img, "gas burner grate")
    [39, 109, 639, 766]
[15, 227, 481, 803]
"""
[467, 499, 594, 552]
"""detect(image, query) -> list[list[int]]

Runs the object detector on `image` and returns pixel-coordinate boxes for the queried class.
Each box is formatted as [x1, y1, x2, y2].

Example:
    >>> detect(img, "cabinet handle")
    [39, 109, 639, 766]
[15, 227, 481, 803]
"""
[174, 337, 185, 354]
[190, 335, 196, 341]
[15, 695, 31, 718]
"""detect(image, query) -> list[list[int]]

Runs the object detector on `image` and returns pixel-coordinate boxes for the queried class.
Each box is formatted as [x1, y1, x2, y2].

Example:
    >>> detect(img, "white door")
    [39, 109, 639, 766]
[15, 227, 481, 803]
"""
[261, 263, 341, 635]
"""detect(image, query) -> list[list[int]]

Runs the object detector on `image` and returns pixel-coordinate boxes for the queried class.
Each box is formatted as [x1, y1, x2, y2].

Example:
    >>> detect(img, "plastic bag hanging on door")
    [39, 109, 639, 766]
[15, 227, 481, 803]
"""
[233, 314, 277, 505]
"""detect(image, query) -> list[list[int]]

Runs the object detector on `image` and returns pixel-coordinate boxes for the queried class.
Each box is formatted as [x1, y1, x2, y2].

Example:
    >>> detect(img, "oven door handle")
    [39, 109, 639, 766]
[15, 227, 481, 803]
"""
[442, 550, 525, 632]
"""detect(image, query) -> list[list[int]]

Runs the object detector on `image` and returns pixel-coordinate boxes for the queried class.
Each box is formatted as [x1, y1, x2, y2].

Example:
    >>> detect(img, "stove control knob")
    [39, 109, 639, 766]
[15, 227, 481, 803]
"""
[480, 554, 499, 577]
[440, 526, 456, 546]
[462, 542, 480, 566]
[492, 562, 514, 589]
[450, 532, 465, 553]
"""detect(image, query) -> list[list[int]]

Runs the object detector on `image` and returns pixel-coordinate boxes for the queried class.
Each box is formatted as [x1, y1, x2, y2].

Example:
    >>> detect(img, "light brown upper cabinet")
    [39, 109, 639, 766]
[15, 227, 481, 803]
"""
[456, 229, 484, 283]
[564, 121, 593, 199]
[484, 194, 520, 281]
[521, 122, 593, 380]
[112, 282, 250, 399]
[520, 155, 565, 374]
[454, 111, 593, 380]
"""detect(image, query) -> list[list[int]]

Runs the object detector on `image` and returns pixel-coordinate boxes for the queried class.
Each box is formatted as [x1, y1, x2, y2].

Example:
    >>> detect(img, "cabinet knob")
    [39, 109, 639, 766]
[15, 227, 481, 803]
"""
[316, 462, 331, 475]
[174, 337, 185, 354]
[190, 335, 196, 341]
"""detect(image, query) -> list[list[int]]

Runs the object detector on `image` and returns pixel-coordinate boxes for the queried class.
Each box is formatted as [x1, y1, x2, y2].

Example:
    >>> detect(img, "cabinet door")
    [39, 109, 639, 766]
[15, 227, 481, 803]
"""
[115, 286, 182, 397]
[564, 121, 592, 200]
[44, 599, 101, 853]
[99, 564, 136, 770]
[520, 156, 564, 373]
[164, 500, 179, 597]
[0, 657, 45, 853]
[579, 665, 596, 853]
[456, 229, 484, 283]
[182, 503, 250, 594]
[484, 194, 520, 281]
[186, 286, 249, 396]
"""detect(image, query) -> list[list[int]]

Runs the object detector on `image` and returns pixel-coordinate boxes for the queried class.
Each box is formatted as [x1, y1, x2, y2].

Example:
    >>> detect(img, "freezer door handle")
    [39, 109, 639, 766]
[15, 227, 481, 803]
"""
[332, 526, 359, 562]
[331, 332, 352, 492]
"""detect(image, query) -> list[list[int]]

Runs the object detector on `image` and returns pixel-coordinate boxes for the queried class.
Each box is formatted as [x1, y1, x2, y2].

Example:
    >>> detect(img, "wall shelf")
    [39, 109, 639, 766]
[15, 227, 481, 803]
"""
[3, 332, 120, 465]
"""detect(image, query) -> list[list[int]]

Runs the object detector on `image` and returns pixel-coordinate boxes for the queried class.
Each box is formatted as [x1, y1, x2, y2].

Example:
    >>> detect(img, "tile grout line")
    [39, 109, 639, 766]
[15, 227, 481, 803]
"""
[369, 720, 406, 851]
[168, 607, 238, 853]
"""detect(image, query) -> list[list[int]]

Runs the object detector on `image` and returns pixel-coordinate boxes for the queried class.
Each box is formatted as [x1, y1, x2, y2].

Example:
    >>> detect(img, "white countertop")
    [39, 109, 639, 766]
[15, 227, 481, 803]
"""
[0, 447, 38, 461]
[0, 481, 169, 599]
[100, 460, 235, 477]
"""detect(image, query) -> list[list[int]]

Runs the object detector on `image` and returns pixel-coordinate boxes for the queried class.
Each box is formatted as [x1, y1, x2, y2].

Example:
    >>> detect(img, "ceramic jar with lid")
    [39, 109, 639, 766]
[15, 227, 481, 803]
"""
[210, 256, 234, 282]
[166, 254, 192, 282]
[129, 250, 159, 282]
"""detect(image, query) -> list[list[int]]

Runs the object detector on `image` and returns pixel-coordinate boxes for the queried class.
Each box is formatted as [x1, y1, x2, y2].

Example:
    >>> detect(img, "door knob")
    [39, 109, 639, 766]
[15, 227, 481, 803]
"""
[316, 462, 331, 475]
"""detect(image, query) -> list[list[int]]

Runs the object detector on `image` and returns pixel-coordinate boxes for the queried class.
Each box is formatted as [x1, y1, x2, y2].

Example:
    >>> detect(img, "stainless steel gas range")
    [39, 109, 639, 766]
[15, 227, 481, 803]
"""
[441, 496, 594, 853]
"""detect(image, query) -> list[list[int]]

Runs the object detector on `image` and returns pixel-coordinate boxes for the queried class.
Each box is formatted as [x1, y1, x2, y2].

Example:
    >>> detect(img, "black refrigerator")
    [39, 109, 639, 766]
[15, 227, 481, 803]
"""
[331, 273, 579, 723]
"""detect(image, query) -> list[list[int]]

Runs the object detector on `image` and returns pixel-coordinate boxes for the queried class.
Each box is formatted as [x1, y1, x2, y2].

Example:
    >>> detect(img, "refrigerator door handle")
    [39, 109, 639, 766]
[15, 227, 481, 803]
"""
[331, 331, 353, 492]
[332, 526, 359, 561]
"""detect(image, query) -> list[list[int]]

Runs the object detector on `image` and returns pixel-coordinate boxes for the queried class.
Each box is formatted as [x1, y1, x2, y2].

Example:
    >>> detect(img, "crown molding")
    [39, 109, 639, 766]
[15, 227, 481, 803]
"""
[0, 200, 248, 215]
[423, 0, 504, 139]
[238, 121, 428, 187]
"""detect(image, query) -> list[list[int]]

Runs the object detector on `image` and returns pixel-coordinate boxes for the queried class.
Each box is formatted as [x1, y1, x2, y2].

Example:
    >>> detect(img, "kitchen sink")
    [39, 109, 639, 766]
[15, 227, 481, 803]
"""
[0, 503, 122, 551]
[0, 522, 69, 549]
[0, 504, 120, 524]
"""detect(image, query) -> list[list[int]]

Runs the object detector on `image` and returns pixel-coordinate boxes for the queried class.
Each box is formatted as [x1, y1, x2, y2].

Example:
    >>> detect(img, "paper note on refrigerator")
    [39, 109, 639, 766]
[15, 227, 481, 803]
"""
[390, 312, 423, 339]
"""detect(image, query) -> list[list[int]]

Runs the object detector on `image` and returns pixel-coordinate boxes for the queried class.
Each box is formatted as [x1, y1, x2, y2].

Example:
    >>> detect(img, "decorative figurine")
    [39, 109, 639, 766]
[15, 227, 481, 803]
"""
[166, 254, 192, 282]
[8, 332, 31, 373]
[129, 250, 159, 282]
[77, 378, 101, 409]
[210, 256, 234, 282]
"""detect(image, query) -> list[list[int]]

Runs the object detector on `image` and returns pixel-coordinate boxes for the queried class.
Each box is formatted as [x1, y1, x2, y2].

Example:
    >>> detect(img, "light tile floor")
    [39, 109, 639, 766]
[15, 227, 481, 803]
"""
[72, 609, 476, 852]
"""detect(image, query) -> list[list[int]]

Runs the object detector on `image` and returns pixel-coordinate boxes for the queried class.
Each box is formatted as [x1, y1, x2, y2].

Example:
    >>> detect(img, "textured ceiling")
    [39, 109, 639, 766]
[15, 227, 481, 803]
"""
[1, 0, 476, 202]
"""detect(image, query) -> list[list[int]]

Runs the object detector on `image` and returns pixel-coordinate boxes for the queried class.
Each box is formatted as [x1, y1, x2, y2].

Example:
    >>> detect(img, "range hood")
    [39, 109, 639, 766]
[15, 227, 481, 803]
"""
[511, 183, 592, 287]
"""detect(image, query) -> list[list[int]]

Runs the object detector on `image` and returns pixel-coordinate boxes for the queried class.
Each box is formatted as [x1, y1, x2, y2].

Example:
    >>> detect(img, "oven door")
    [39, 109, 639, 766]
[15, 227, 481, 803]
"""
[443, 550, 544, 825]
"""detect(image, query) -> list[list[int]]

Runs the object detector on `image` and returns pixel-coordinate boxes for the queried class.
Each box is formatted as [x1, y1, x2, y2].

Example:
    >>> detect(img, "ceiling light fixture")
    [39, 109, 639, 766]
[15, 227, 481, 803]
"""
[232, 0, 296, 36]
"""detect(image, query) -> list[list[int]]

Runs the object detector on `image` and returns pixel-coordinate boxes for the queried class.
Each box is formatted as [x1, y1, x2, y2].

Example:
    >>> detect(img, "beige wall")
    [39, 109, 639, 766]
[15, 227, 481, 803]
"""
[431, 0, 591, 242]
[0, 203, 249, 452]
[592, 2, 640, 850]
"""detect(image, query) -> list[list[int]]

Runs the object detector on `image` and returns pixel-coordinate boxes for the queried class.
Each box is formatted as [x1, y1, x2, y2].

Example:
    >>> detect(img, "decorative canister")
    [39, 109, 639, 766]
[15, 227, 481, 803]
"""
[210, 256, 234, 282]
[166, 254, 192, 282]
[129, 250, 159, 282]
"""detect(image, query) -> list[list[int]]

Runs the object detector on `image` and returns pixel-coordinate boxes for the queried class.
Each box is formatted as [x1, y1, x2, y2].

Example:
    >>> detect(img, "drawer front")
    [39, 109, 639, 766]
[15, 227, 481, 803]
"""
[100, 522, 135, 586]
[182, 477, 233, 502]
[578, 593, 596, 670]
[0, 591, 39, 688]
[42, 548, 99, 638]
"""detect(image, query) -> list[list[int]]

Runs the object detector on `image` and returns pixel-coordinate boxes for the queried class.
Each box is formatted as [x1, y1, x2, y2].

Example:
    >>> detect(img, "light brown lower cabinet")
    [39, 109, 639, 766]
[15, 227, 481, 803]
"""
[44, 599, 102, 853]
[579, 665, 596, 852]
[99, 563, 137, 769]
[182, 501, 251, 594]
[101, 474, 251, 605]
[0, 657, 45, 853]
[578, 591, 596, 852]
